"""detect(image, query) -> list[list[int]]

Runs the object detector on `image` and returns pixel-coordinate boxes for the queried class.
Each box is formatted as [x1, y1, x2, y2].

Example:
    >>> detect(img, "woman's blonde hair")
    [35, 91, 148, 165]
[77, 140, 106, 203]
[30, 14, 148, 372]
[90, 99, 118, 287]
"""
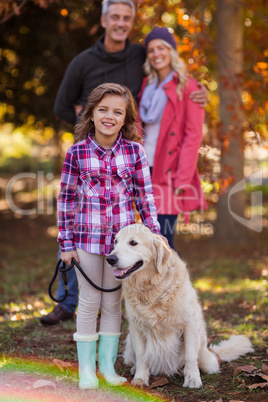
[74, 83, 141, 144]
[143, 40, 188, 99]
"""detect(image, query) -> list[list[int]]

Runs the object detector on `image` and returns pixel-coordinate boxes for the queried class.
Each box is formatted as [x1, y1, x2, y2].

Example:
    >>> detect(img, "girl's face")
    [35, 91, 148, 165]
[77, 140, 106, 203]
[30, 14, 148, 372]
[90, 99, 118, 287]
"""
[147, 39, 172, 76]
[92, 94, 126, 148]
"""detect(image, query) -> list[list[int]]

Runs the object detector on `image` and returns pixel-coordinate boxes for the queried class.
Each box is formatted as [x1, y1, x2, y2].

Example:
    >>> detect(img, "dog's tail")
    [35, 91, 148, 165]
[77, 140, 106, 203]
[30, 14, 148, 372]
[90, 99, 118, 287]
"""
[209, 335, 254, 362]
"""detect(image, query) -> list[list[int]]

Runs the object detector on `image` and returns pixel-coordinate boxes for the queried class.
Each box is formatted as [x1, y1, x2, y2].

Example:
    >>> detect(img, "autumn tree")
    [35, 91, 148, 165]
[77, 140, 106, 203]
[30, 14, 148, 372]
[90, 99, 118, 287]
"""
[213, 0, 247, 242]
[0, 0, 102, 127]
[0, 0, 267, 242]
[147, 0, 268, 243]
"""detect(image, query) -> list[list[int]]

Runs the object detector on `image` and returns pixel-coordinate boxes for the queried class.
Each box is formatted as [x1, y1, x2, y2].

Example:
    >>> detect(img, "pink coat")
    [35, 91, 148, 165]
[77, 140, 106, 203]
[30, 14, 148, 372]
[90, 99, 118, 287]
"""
[138, 74, 206, 216]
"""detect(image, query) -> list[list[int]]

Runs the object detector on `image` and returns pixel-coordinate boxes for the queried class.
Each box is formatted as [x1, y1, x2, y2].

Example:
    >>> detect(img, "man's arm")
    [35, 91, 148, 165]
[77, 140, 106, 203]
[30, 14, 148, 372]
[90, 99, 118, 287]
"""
[189, 82, 208, 108]
[54, 58, 83, 125]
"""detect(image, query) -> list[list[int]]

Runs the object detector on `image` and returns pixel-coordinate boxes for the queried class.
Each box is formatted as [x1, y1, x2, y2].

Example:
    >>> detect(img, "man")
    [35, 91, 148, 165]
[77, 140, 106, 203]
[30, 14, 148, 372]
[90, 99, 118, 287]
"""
[41, 0, 207, 325]
[53, 0, 144, 125]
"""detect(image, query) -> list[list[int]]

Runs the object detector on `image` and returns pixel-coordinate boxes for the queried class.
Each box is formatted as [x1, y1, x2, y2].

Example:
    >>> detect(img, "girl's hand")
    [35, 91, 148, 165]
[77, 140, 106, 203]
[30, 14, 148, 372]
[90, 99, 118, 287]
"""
[60, 250, 80, 267]
[160, 235, 169, 246]
[189, 82, 208, 108]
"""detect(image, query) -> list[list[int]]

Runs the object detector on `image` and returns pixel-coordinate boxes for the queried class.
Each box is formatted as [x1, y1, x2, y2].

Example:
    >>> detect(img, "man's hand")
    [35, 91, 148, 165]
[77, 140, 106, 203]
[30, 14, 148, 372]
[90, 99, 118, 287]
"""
[189, 82, 208, 108]
[60, 250, 80, 267]
[75, 104, 83, 117]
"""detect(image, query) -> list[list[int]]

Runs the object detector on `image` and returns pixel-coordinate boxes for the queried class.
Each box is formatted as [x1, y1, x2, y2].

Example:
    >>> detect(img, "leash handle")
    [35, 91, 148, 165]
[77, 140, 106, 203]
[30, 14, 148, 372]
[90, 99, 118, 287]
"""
[48, 258, 121, 303]
[48, 259, 71, 303]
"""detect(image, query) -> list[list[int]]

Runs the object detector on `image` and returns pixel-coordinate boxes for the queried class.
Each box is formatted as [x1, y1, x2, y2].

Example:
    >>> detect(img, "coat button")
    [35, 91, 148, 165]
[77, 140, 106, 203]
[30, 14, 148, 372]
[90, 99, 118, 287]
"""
[167, 169, 171, 173]
[168, 151, 172, 155]
[170, 132, 175, 136]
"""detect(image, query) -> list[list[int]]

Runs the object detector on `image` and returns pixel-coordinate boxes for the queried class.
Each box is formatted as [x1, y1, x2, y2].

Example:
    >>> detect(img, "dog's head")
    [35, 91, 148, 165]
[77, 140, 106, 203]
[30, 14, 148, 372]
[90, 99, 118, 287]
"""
[107, 224, 172, 280]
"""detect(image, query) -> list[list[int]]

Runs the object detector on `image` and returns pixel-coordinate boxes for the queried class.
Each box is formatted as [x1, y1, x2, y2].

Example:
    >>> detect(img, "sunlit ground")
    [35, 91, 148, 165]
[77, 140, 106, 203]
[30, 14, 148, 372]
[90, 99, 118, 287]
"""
[1, 155, 268, 400]
[0, 356, 166, 402]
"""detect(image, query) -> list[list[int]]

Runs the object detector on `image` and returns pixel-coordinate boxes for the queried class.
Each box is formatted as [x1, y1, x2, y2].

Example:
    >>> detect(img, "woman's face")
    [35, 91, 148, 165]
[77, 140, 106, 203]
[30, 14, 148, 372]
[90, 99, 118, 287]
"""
[147, 39, 172, 75]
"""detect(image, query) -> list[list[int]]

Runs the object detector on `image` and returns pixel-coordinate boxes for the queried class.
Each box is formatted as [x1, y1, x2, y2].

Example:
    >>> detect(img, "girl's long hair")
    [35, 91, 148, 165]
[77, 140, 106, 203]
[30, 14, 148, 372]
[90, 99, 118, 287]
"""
[143, 40, 188, 99]
[74, 83, 141, 144]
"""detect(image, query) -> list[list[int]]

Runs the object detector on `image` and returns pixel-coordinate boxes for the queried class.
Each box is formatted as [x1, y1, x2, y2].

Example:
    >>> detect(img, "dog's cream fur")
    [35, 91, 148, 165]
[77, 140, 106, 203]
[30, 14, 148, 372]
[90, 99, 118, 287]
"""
[107, 224, 254, 388]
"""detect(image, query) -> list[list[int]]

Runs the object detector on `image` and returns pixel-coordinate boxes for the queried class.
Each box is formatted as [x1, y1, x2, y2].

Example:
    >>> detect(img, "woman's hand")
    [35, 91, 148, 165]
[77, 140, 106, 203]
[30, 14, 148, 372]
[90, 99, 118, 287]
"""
[174, 188, 186, 196]
[60, 250, 80, 267]
[189, 82, 208, 108]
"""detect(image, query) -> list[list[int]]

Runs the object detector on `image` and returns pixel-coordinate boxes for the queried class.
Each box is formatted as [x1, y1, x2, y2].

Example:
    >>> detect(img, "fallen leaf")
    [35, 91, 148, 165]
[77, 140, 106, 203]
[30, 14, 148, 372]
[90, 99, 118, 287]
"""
[262, 363, 268, 375]
[53, 359, 73, 372]
[149, 377, 169, 388]
[208, 347, 222, 365]
[33, 379, 56, 389]
[246, 382, 268, 390]
[233, 365, 258, 376]
[259, 373, 268, 382]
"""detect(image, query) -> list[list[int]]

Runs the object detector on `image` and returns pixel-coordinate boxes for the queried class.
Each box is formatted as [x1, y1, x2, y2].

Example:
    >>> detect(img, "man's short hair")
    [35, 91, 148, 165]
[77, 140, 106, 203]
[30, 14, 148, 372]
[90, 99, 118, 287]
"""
[102, 0, 135, 17]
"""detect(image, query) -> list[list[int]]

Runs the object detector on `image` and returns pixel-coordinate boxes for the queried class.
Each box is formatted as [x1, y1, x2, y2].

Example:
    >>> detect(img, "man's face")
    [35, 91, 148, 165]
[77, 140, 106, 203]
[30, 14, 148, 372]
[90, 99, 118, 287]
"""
[101, 3, 134, 46]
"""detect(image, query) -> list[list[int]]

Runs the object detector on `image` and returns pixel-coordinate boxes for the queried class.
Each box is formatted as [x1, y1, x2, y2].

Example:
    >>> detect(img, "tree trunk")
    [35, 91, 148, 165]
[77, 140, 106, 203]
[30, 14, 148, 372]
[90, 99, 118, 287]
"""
[214, 0, 248, 242]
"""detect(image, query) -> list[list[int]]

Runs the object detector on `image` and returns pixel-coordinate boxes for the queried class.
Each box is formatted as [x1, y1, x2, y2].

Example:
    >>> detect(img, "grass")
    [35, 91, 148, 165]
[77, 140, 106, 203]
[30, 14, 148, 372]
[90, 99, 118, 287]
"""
[0, 187, 268, 401]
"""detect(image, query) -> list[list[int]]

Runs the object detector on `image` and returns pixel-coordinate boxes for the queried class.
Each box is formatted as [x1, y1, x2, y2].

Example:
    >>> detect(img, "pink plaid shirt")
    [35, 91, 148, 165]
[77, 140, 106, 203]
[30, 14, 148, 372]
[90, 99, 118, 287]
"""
[57, 133, 160, 255]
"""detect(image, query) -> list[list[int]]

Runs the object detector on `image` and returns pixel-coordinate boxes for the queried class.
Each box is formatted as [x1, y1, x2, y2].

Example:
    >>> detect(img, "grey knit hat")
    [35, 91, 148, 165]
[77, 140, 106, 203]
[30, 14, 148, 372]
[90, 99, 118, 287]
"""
[145, 27, 177, 50]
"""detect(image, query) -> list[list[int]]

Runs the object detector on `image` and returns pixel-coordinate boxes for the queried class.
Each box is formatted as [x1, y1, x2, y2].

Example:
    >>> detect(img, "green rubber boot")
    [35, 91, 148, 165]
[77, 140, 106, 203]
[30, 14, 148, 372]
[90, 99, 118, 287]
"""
[73, 332, 99, 389]
[98, 333, 127, 385]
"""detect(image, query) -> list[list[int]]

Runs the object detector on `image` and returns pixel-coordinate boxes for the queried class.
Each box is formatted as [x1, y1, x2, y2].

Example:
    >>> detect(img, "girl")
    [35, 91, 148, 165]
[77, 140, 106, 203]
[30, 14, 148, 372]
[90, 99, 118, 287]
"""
[58, 83, 160, 389]
[139, 27, 206, 249]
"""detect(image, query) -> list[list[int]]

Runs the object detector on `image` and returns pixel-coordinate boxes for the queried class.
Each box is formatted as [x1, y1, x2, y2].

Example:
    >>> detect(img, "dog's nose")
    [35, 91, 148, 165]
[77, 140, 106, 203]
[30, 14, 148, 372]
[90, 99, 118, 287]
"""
[106, 254, 118, 266]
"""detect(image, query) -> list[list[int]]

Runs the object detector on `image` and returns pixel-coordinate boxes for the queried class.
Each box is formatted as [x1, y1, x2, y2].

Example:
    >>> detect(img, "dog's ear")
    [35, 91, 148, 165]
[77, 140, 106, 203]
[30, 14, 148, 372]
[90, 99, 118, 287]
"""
[151, 235, 172, 274]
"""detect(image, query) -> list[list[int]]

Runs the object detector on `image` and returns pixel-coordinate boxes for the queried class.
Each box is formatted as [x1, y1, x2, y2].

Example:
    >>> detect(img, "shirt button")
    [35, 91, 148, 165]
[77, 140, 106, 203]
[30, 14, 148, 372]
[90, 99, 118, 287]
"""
[170, 132, 175, 136]
[107, 166, 111, 170]
[164, 85, 168, 90]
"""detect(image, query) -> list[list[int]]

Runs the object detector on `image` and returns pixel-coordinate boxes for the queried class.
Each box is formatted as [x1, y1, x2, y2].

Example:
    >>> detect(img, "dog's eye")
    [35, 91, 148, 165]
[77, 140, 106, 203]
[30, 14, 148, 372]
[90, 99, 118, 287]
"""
[129, 240, 138, 246]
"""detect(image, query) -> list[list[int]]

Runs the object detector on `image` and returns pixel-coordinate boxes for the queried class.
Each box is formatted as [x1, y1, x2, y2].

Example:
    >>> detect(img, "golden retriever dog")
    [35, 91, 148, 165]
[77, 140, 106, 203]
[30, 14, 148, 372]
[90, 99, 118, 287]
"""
[106, 224, 254, 388]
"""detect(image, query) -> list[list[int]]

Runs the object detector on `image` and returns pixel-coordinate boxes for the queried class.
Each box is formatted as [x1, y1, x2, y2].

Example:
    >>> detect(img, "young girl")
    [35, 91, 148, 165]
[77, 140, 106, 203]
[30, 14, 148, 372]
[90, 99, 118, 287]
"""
[57, 83, 160, 389]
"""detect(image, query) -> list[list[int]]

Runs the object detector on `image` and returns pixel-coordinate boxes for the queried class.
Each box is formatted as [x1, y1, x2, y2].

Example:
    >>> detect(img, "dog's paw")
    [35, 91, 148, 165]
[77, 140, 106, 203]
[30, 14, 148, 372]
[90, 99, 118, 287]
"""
[131, 378, 149, 388]
[183, 374, 202, 388]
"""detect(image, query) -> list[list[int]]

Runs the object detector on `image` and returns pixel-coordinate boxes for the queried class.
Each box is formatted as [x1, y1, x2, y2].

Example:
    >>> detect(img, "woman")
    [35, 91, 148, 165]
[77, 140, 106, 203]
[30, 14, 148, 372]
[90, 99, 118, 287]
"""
[139, 27, 206, 249]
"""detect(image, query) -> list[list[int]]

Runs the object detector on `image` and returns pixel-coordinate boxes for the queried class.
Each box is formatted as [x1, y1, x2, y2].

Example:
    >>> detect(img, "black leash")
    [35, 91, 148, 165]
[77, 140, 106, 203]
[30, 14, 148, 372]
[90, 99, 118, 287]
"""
[48, 258, 121, 303]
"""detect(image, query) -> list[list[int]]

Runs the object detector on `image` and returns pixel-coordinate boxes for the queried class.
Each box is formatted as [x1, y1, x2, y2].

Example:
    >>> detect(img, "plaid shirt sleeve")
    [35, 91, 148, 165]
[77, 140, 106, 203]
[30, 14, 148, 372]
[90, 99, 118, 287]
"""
[133, 144, 160, 234]
[57, 147, 79, 251]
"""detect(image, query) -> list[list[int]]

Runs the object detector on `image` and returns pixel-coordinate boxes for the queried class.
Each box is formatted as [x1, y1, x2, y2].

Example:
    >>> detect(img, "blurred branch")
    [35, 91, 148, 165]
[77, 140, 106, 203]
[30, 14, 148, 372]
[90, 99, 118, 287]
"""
[0, 0, 28, 24]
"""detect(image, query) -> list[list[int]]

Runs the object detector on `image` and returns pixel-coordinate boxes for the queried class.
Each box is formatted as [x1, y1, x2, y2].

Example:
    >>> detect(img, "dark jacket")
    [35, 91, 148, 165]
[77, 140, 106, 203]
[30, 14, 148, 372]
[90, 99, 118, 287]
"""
[54, 36, 146, 125]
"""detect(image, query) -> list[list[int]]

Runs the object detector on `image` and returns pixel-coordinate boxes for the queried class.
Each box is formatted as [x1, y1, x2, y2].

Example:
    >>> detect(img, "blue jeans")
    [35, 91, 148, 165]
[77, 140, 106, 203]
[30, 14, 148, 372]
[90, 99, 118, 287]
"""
[158, 214, 178, 250]
[56, 246, 78, 314]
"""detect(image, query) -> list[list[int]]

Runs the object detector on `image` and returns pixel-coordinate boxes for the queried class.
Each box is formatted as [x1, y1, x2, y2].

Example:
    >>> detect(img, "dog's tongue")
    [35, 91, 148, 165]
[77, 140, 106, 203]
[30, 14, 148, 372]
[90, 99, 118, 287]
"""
[113, 268, 129, 277]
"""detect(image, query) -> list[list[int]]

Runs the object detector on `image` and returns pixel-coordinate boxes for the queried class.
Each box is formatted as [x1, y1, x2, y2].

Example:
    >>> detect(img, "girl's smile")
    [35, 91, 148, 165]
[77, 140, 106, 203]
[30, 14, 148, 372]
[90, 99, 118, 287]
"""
[92, 94, 126, 148]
